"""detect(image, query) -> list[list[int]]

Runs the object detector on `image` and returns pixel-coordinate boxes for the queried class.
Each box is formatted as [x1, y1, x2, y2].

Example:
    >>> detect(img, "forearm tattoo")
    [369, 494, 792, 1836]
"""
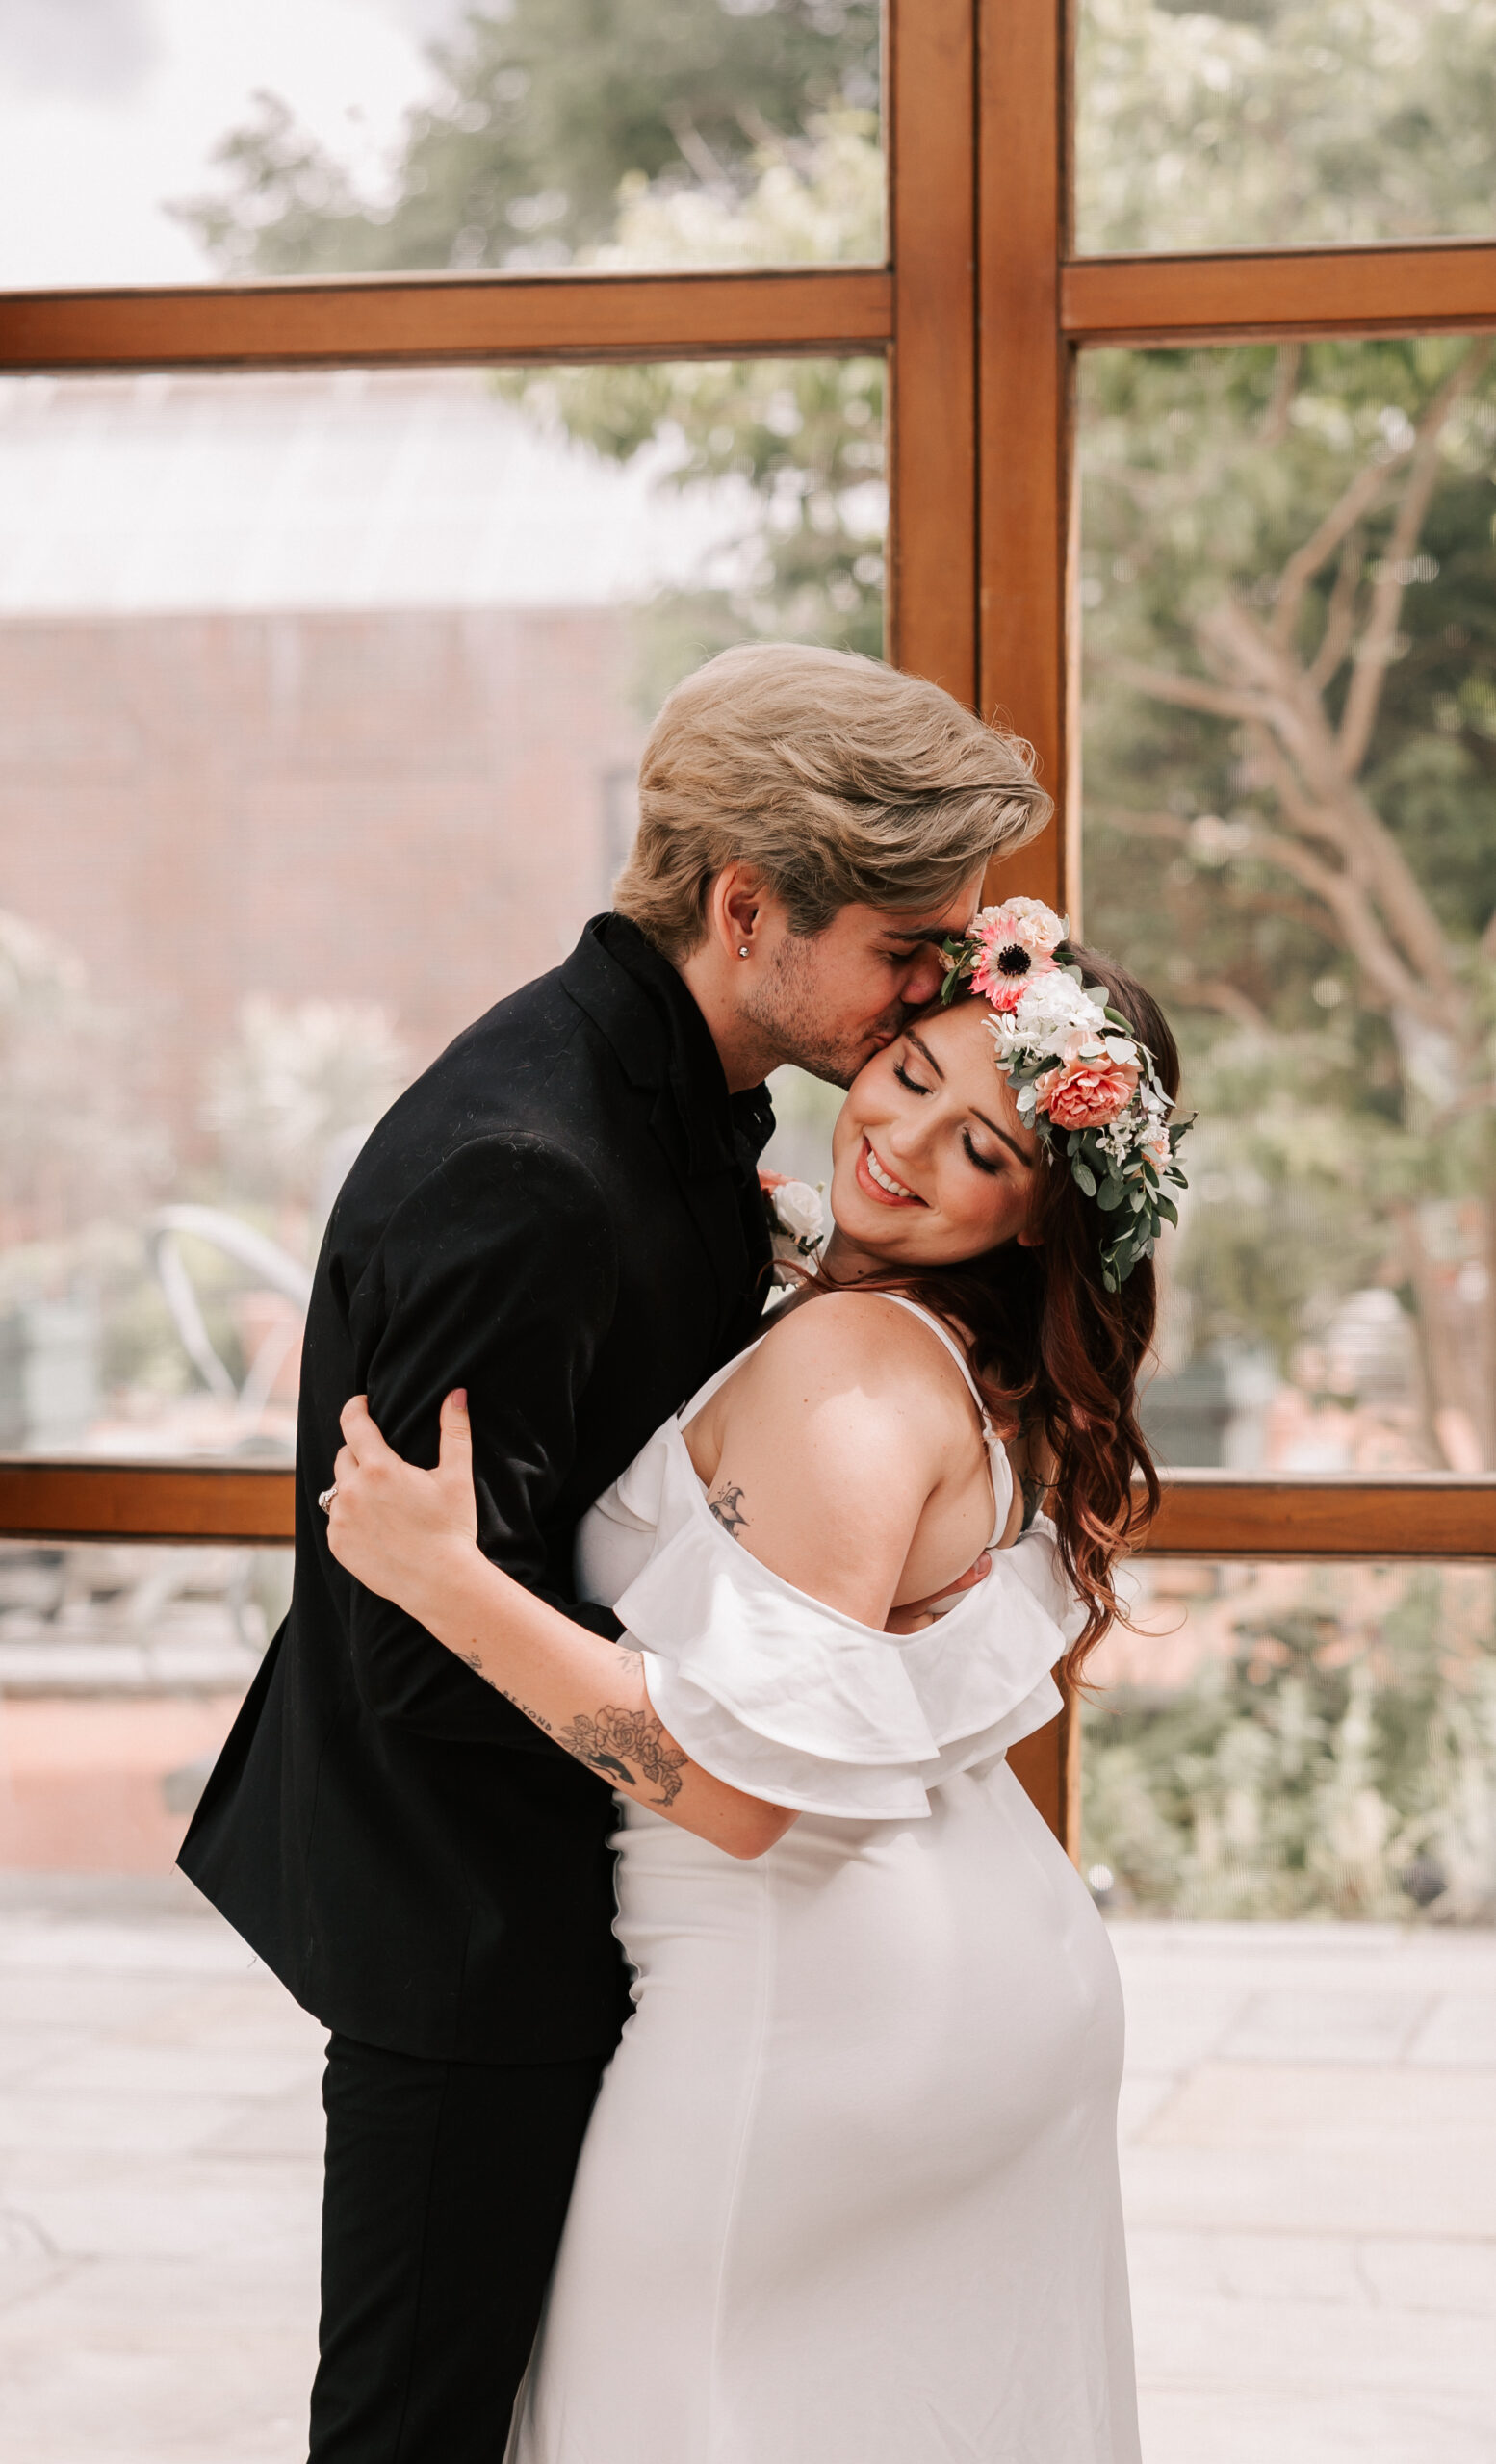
[455, 1649, 554, 1734]
[708, 1478, 749, 1539]
[556, 1706, 689, 1806]
[455, 1641, 690, 1806]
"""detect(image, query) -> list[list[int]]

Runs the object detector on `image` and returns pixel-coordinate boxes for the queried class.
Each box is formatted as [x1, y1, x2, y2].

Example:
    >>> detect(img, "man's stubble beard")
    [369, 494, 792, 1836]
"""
[740, 933, 908, 1091]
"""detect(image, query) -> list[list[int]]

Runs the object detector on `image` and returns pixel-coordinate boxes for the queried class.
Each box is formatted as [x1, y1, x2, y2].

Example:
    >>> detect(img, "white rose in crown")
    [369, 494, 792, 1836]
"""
[760, 1171, 826, 1279]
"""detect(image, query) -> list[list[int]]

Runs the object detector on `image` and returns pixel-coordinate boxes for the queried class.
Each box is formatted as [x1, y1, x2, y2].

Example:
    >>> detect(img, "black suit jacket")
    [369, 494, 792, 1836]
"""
[179, 916, 774, 2062]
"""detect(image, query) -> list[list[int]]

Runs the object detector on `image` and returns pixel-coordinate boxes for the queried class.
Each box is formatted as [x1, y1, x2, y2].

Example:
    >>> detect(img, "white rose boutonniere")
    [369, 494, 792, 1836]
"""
[760, 1169, 826, 1283]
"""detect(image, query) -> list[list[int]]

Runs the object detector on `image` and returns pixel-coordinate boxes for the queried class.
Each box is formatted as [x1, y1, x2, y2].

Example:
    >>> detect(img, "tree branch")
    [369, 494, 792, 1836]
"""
[1189, 979, 1270, 1031]
[1241, 814, 1425, 1014]
[1270, 460, 1395, 653]
[1303, 533, 1364, 692]
[1202, 600, 1465, 1012]
[1337, 341, 1493, 777]
[1258, 344, 1303, 448]
[1099, 655, 1270, 726]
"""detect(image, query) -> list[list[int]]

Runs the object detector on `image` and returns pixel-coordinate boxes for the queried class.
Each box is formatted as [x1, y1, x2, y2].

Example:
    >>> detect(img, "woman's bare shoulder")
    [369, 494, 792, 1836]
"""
[740, 1289, 974, 1428]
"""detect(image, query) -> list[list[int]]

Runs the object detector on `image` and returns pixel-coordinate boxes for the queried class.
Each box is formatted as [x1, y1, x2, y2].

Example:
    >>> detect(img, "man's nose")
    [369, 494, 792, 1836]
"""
[900, 949, 943, 1006]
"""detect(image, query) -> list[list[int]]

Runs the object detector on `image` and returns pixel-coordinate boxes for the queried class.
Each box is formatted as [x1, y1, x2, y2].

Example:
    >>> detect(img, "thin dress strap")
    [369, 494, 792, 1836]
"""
[870, 1295, 998, 1447]
[871, 1293, 1012, 1556]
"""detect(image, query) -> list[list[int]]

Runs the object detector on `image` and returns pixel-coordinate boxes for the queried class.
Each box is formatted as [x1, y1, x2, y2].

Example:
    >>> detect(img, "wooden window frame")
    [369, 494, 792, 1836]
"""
[1, 0, 1492, 1846]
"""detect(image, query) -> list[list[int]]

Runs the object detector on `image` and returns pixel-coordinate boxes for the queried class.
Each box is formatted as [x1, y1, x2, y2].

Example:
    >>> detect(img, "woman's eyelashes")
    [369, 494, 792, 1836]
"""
[891, 1056, 1002, 1180]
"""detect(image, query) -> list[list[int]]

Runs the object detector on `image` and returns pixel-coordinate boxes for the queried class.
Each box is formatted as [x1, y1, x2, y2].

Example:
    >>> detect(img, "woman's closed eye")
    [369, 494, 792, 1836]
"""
[895, 1056, 1003, 1177]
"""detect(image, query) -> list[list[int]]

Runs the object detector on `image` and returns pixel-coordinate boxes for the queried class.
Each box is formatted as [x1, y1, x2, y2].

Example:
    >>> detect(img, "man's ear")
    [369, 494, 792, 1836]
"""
[706, 862, 776, 962]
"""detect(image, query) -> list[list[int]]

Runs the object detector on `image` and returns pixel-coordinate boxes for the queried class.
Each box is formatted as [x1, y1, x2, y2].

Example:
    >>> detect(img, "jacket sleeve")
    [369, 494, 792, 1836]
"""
[343, 1134, 623, 1746]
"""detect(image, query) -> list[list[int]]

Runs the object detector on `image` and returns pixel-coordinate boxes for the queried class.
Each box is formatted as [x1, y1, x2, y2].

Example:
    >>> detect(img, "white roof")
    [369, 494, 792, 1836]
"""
[0, 366, 757, 614]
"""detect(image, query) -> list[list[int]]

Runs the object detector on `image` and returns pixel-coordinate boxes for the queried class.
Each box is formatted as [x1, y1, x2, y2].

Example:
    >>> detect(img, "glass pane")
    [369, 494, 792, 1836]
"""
[0, 356, 885, 1459]
[1084, 1554, 1496, 2455]
[0, 0, 881, 289]
[1079, 336, 1496, 1472]
[0, 1537, 291, 1868]
[0, 1533, 320, 2456]
[1076, 0, 1496, 254]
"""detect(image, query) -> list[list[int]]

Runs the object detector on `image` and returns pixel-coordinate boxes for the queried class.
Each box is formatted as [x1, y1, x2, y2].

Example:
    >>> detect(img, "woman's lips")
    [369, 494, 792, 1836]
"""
[856, 1137, 926, 1207]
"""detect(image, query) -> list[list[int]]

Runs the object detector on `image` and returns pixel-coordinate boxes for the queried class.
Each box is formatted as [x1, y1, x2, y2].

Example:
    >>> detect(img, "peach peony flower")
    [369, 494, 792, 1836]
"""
[1041, 1057, 1139, 1130]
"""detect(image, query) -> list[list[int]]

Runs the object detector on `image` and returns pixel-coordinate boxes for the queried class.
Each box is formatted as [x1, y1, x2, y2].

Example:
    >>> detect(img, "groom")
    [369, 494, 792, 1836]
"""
[181, 642, 1047, 2462]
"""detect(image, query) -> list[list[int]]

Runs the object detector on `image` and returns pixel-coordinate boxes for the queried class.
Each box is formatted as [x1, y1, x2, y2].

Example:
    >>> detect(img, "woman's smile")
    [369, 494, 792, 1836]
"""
[857, 1137, 927, 1207]
[828, 1001, 1043, 1270]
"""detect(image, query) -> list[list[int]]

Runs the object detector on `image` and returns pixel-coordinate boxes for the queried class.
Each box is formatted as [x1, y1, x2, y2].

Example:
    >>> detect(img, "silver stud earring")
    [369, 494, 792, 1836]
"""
[737, 945, 750, 958]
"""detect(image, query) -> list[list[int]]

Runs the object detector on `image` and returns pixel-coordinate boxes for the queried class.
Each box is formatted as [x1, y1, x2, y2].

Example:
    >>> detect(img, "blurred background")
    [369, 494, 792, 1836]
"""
[0, 8, 1492, 2461]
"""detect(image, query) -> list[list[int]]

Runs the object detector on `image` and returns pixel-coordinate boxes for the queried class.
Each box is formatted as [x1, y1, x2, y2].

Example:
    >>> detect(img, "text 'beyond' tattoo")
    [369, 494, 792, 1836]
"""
[456, 1647, 554, 1734]
[557, 1706, 689, 1807]
[708, 1479, 750, 1539]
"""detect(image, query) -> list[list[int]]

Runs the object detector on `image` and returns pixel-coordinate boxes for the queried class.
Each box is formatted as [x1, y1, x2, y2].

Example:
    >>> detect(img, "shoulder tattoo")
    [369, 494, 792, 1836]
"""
[708, 1479, 749, 1539]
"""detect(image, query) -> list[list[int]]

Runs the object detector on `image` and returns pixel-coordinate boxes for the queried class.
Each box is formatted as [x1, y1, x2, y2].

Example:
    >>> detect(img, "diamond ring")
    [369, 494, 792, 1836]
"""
[318, 1484, 338, 1514]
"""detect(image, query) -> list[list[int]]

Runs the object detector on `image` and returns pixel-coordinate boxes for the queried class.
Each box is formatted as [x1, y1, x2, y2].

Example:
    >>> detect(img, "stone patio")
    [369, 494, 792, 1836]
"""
[0, 1879, 1491, 2461]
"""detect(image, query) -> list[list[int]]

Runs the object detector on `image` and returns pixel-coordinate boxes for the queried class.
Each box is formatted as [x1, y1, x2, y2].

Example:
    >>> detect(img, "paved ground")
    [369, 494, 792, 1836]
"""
[0, 1882, 1491, 2462]
[1112, 1921, 1496, 2464]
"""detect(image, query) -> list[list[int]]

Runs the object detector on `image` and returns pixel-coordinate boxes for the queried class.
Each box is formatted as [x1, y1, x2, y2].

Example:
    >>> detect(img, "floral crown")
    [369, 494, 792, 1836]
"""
[937, 898, 1190, 1292]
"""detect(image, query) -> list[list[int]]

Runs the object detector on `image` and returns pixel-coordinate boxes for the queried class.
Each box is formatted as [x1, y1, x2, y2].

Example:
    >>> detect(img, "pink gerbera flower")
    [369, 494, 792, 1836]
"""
[969, 898, 1069, 1014]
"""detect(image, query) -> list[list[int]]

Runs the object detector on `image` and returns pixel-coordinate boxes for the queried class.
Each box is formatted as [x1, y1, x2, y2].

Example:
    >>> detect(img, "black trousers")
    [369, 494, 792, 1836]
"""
[309, 2033, 606, 2463]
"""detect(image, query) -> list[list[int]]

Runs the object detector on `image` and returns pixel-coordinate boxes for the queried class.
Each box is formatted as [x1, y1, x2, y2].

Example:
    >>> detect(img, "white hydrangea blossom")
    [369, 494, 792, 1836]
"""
[987, 971, 1107, 1059]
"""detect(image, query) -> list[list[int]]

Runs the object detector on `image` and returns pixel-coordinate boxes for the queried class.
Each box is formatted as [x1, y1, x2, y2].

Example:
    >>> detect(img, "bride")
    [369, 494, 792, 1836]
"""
[323, 902, 1187, 2464]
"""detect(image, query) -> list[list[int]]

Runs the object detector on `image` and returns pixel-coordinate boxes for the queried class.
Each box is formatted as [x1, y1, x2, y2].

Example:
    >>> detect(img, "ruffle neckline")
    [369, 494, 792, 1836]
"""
[603, 1417, 1080, 1821]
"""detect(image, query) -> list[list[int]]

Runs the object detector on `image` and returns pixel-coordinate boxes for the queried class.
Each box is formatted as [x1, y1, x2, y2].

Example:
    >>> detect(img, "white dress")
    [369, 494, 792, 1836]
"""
[507, 1299, 1140, 2464]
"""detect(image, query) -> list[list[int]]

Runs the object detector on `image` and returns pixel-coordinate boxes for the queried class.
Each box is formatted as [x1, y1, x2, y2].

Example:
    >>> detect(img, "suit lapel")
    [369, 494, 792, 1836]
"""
[561, 919, 773, 1355]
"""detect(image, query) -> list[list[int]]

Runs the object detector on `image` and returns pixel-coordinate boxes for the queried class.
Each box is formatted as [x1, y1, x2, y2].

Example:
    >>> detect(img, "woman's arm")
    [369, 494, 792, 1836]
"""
[325, 1391, 795, 1860]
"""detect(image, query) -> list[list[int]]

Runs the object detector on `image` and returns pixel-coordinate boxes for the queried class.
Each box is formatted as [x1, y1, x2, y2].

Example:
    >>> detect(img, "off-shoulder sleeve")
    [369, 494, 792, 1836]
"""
[611, 1437, 1071, 1819]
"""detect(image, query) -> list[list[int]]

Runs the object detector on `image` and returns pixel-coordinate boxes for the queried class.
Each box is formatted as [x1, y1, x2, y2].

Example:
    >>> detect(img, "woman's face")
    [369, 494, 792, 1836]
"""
[830, 999, 1041, 1270]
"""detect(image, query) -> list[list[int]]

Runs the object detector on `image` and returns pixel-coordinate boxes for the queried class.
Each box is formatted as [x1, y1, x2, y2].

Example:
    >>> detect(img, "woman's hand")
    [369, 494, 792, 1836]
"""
[884, 1552, 992, 1636]
[325, 1389, 481, 1639]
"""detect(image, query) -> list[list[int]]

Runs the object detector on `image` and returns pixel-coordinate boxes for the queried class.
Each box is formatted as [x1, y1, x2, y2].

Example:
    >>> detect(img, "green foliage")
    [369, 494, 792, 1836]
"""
[171, 0, 879, 275]
[175, 0, 1496, 1450]
[506, 348, 885, 663]
[1081, 338, 1496, 1442]
[1084, 1565, 1496, 1919]
[1077, 0, 1496, 253]
[172, 3, 884, 664]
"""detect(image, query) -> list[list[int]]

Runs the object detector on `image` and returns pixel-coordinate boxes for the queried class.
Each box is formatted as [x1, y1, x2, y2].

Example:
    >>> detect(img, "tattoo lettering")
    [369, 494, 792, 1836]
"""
[556, 1705, 689, 1807]
[708, 1479, 750, 1539]
[456, 1648, 554, 1733]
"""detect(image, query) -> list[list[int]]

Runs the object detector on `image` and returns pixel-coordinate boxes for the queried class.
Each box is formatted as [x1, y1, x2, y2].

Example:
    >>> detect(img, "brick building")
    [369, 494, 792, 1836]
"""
[0, 363, 742, 1162]
[0, 600, 642, 1145]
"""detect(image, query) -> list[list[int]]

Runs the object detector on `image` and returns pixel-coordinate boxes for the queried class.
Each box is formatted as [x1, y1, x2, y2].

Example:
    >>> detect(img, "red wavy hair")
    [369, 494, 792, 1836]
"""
[804, 941, 1179, 1680]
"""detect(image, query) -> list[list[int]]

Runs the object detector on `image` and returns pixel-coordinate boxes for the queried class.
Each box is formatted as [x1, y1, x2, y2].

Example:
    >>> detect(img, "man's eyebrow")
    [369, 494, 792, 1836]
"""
[972, 1109, 1035, 1168]
[880, 924, 957, 947]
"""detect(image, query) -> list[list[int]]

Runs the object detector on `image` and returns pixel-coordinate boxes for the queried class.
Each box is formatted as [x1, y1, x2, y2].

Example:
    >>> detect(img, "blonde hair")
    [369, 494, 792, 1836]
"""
[614, 643, 1051, 959]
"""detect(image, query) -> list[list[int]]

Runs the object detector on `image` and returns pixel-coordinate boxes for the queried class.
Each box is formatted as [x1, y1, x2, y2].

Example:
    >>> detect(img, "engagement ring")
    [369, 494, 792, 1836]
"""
[318, 1485, 338, 1514]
